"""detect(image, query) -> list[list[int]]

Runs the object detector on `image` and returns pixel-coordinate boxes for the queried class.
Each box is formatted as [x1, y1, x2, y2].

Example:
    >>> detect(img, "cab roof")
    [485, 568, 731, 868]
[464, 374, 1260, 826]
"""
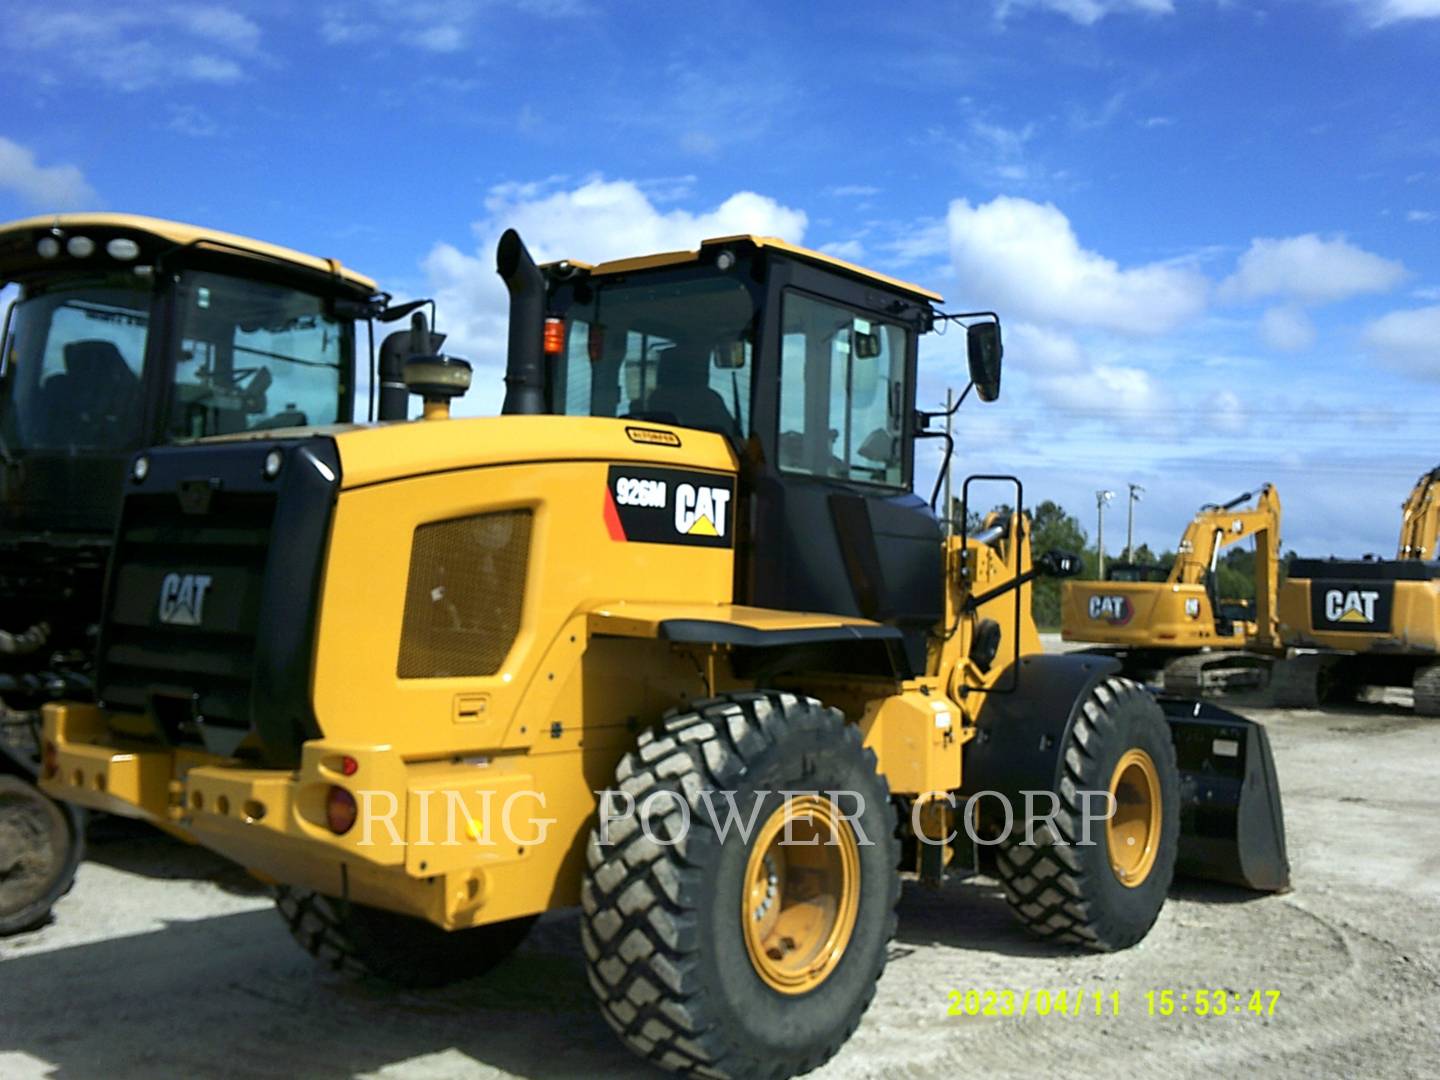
[0, 212, 379, 293]
[553, 234, 943, 304]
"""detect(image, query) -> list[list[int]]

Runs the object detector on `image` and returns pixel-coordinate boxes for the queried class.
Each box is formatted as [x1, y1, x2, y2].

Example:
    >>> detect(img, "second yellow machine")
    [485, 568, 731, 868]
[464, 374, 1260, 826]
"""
[42, 231, 1287, 1078]
[1060, 485, 1283, 694]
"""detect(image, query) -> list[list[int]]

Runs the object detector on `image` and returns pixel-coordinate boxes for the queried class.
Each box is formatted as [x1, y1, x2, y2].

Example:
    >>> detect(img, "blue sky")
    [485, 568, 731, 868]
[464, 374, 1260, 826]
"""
[3, 0, 1438, 558]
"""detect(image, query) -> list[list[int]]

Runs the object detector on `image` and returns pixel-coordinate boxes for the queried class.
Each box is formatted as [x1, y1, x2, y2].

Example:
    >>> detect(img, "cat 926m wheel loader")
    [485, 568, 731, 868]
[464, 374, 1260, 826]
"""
[41, 229, 1288, 1078]
[1060, 485, 1283, 695]
[1274, 463, 1440, 713]
[0, 212, 431, 934]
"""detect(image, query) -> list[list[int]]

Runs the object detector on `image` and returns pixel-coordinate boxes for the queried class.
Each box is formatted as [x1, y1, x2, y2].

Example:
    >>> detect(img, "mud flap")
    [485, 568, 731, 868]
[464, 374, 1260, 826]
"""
[1159, 697, 1290, 892]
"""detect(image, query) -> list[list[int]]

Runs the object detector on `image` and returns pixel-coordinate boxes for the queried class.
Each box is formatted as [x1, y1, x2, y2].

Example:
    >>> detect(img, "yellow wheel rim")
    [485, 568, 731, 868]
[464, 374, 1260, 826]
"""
[1107, 749, 1162, 888]
[741, 795, 861, 995]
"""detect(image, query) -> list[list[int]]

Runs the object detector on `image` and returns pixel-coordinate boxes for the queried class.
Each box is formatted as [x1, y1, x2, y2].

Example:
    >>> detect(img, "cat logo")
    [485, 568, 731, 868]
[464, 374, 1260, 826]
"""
[604, 465, 735, 548]
[1324, 589, 1380, 624]
[157, 572, 213, 627]
[1087, 594, 1133, 626]
[674, 483, 731, 538]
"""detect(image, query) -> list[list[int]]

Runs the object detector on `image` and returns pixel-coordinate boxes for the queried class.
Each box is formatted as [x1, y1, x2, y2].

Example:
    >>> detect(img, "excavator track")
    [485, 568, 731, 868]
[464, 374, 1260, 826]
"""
[1162, 651, 1270, 696]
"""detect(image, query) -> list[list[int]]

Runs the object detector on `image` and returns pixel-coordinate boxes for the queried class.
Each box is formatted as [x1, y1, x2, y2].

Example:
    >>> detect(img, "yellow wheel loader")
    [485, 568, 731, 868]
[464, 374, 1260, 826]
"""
[1060, 485, 1283, 695]
[1274, 464, 1440, 713]
[0, 213, 430, 934]
[40, 230, 1288, 1078]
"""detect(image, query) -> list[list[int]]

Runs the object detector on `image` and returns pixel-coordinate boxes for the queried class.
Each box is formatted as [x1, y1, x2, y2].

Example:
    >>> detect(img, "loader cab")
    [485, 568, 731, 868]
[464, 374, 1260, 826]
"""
[0, 214, 380, 539]
[0, 214, 386, 660]
[535, 235, 967, 673]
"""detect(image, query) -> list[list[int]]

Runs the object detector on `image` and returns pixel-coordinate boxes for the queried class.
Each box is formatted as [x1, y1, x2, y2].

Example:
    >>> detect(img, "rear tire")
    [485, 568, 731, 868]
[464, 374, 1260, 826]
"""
[581, 691, 900, 1079]
[275, 886, 535, 988]
[0, 775, 85, 936]
[994, 676, 1179, 951]
[1415, 662, 1440, 718]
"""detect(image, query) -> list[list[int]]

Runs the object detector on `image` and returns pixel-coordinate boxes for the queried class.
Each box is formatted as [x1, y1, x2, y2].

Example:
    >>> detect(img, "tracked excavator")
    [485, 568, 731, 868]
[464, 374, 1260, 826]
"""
[1274, 464, 1440, 713]
[0, 213, 432, 934]
[1060, 485, 1283, 695]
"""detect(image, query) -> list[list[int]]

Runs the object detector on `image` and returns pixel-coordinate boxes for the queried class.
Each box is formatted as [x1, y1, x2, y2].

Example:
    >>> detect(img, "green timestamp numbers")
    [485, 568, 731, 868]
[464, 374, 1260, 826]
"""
[1145, 989, 1280, 1017]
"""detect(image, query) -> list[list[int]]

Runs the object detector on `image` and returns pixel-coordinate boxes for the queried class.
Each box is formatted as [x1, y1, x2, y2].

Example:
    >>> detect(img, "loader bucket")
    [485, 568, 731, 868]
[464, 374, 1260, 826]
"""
[1159, 697, 1291, 893]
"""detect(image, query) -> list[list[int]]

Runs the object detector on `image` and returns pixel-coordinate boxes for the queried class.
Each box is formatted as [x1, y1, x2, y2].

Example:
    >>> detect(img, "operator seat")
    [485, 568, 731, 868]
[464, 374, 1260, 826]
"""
[40, 340, 142, 446]
[640, 346, 740, 440]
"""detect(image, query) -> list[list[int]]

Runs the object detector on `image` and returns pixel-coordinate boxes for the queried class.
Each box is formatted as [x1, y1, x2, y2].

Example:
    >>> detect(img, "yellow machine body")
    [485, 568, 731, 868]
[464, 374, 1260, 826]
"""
[43, 415, 1038, 929]
[1060, 484, 1282, 655]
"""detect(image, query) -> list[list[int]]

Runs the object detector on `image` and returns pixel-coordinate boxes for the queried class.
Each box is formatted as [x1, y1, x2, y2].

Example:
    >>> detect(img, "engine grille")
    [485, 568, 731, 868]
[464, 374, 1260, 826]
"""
[398, 510, 532, 678]
[98, 490, 276, 753]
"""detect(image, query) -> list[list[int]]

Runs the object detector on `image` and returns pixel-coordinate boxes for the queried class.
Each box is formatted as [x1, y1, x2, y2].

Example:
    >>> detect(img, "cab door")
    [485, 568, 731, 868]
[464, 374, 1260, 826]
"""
[738, 259, 941, 675]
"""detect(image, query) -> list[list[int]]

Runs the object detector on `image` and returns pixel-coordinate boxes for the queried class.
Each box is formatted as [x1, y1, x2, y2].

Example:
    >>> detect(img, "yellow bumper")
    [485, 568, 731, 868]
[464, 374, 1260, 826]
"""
[39, 702, 587, 929]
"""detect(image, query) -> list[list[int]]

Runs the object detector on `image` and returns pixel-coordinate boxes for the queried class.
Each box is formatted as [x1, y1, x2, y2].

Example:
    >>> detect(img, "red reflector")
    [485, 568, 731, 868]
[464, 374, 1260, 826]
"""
[543, 317, 566, 355]
[326, 786, 358, 835]
[43, 741, 58, 779]
[341, 755, 359, 777]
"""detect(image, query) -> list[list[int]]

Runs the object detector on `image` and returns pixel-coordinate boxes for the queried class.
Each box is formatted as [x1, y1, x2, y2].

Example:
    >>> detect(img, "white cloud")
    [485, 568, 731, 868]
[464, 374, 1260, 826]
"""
[826, 185, 881, 198]
[996, 0, 1174, 25]
[946, 196, 1209, 335]
[1219, 234, 1406, 305]
[819, 240, 866, 261]
[423, 178, 808, 414]
[1408, 210, 1438, 223]
[13, 8, 260, 91]
[1008, 322, 1085, 372]
[1363, 305, 1440, 379]
[167, 105, 219, 138]
[1035, 362, 1163, 414]
[1259, 305, 1316, 352]
[1357, 0, 1440, 27]
[320, 0, 586, 53]
[0, 136, 95, 208]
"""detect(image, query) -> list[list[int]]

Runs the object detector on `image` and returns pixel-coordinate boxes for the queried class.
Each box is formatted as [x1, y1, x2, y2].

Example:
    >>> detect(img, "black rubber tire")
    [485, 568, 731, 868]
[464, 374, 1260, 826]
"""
[994, 676, 1179, 951]
[581, 691, 900, 1079]
[275, 886, 536, 988]
[0, 775, 85, 936]
[1414, 662, 1440, 718]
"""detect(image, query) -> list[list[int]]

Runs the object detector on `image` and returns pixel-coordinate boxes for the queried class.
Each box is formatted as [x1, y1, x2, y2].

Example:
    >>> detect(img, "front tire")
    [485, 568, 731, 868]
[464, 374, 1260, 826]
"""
[275, 886, 535, 988]
[994, 676, 1179, 951]
[582, 691, 900, 1079]
[0, 775, 85, 936]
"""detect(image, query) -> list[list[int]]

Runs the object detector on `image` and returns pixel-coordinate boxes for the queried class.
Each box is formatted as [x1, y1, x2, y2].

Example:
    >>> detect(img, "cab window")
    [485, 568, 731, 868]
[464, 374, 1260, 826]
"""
[777, 290, 908, 486]
[167, 271, 349, 440]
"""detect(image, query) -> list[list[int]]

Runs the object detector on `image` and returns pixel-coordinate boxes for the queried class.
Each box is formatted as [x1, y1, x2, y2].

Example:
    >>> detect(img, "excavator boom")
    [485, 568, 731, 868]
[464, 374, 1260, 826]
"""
[1397, 464, 1440, 561]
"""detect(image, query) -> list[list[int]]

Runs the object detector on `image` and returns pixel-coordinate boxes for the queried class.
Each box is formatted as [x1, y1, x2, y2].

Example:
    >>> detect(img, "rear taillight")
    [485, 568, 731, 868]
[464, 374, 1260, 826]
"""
[42, 741, 58, 779]
[326, 786, 357, 835]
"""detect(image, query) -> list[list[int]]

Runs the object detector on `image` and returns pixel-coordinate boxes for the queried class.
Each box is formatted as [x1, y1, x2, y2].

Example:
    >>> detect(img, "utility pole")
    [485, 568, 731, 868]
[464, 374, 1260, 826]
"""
[1125, 483, 1144, 562]
[943, 387, 954, 538]
[1096, 489, 1115, 580]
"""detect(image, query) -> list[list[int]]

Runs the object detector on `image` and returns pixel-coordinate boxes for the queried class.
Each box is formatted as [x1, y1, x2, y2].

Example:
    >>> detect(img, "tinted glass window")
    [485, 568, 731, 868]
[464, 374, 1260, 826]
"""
[553, 273, 754, 440]
[168, 271, 349, 439]
[777, 291, 908, 486]
[0, 279, 150, 452]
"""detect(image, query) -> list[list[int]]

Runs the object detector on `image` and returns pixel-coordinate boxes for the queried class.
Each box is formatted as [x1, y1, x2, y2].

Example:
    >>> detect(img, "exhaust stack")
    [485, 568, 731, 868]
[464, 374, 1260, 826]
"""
[496, 229, 546, 415]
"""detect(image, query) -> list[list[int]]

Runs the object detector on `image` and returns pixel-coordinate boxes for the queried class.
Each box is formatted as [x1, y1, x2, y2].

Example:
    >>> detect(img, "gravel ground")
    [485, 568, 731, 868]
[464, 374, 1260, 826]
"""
[3, 644, 1438, 1079]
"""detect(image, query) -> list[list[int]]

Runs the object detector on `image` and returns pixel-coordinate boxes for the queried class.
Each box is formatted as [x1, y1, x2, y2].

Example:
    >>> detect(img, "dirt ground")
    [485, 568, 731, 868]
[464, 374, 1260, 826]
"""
[3, 641, 1439, 1079]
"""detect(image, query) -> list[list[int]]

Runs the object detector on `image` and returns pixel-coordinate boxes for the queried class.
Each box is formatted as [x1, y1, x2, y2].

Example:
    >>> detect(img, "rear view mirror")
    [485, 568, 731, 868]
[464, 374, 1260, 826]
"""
[714, 341, 747, 370]
[852, 329, 882, 360]
[966, 321, 1002, 402]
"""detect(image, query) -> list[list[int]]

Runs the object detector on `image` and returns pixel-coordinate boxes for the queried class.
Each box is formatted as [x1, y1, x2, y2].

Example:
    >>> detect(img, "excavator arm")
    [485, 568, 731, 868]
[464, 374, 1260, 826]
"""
[1170, 484, 1282, 649]
[1397, 464, 1440, 561]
